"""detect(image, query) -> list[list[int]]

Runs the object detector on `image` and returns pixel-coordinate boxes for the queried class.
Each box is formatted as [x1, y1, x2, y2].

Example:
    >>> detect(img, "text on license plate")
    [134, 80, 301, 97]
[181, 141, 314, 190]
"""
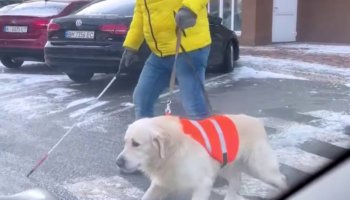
[65, 30, 95, 39]
[4, 26, 28, 33]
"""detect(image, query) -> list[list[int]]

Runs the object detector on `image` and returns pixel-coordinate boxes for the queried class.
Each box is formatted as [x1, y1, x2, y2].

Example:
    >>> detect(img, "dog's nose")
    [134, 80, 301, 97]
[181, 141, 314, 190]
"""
[116, 156, 125, 168]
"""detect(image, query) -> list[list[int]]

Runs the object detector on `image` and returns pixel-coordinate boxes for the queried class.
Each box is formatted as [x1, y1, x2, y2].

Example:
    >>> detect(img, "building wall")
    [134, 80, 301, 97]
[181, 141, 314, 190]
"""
[240, 0, 273, 46]
[297, 0, 350, 44]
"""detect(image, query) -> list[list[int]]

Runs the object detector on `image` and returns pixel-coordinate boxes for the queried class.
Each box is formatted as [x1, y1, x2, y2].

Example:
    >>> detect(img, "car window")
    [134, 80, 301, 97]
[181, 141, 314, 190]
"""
[75, 0, 135, 17]
[4, 1, 69, 17]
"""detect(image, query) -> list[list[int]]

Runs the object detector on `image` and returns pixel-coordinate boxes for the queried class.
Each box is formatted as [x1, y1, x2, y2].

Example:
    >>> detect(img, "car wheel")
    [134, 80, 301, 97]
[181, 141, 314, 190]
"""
[221, 41, 236, 73]
[1, 56, 24, 68]
[67, 73, 94, 83]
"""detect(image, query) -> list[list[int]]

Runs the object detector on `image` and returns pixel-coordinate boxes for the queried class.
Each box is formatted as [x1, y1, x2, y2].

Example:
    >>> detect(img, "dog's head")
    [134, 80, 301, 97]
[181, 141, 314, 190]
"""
[116, 118, 167, 173]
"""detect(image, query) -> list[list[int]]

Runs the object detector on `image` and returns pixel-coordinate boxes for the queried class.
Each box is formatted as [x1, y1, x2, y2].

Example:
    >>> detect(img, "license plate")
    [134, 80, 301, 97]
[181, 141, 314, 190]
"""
[65, 30, 95, 39]
[4, 26, 28, 33]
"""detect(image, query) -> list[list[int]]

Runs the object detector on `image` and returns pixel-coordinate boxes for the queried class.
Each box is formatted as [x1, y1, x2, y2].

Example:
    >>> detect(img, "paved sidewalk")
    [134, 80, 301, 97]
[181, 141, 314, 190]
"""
[241, 43, 350, 68]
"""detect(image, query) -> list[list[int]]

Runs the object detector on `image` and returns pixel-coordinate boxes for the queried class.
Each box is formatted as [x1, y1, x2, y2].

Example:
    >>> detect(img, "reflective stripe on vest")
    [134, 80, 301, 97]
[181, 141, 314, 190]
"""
[189, 120, 212, 153]
[180, 115, 239, 166]
[209, 119, 228, 166]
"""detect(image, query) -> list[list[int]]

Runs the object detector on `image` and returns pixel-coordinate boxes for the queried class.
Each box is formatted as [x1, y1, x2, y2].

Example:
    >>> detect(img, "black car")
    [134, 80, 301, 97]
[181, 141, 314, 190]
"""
[45, 0, 239, 83]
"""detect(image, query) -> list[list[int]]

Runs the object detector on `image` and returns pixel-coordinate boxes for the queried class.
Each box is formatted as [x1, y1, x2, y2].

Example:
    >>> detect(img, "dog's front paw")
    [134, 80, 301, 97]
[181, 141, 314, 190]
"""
[142, 183, 168, 200]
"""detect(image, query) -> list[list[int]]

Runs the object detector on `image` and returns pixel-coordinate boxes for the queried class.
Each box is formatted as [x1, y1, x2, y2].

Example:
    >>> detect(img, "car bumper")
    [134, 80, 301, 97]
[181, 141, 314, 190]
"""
[0, 47, 44, 61]
[44, 42, 124, 73]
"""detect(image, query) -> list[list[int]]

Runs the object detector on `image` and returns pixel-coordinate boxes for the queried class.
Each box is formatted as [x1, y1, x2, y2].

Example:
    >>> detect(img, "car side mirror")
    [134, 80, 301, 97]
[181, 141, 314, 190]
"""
[209, 15, 222, 25]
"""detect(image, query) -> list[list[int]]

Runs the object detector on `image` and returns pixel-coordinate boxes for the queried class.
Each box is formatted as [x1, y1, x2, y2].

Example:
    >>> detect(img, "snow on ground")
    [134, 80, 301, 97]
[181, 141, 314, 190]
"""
[66, 98, 96, 109]
[0, 96, 56, 120]
[235, 110, 350, 199]
[233, 66, 307, 81]
[0, 73, 68, 94]
[305, 110, 350, 148]
[239, 55, 350, 83]
[189, 60, 349, 199]
[205, 66, 306, 89]
[0, 70, 77, 119]
[263, 110, 350, 175]
[69, 101, 109, 118]
[64, 176, 143, 200]
[1, 45, 350, 199]
[242, 43, 350, 55]
[120, 102, 134, 107]
[65, 110, 350, 200]
[265, 110, 350, 149]
[276, 43, 350, 55]
[46, 88, 79, 100]
[3, 58, 347, 122]
[2, 51, 350, 122]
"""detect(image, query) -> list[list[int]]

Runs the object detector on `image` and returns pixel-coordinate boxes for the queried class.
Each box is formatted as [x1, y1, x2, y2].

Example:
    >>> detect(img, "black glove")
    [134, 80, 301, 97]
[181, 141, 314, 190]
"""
[175, 7, 197, 30]
[120, 48, 138, 68]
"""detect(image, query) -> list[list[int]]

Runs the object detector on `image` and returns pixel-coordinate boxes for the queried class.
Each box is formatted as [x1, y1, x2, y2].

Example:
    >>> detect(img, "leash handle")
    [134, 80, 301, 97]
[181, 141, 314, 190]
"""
[165, 28, 182, 115]
[179, 44, 213, 114]
[166, 28, 213, 116]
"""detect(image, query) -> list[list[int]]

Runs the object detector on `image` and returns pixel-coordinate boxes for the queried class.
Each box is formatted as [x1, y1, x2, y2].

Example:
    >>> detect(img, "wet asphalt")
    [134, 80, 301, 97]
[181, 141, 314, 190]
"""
[0, 57, 349, 200]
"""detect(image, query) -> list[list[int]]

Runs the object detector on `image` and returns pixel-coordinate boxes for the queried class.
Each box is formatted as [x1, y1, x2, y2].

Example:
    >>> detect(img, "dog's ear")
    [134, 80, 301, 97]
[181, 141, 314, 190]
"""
[152, 129, 166, 159]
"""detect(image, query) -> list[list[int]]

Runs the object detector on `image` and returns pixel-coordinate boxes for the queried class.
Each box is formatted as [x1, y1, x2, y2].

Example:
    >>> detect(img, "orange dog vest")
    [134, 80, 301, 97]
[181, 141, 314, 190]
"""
[180, 115, 239, 166]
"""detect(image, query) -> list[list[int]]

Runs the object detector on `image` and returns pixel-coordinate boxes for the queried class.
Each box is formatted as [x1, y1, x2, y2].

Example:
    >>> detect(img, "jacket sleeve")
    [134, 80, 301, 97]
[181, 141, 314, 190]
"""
[123, 0, 144, 51]
[182, 0, 208, 16]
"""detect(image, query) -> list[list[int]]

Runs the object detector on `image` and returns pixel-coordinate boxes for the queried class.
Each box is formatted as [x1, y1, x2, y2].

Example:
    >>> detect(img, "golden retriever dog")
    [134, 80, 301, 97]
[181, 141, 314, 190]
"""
[116, 114, 287, 200]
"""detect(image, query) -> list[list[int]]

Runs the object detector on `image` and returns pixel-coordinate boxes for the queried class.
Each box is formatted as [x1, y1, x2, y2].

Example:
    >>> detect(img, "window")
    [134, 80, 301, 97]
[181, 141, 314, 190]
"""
[209, 0, 220, 17]
[208, 0, 242, 32]
[234, 0, 242, 31]
[223, 0, 232, 30]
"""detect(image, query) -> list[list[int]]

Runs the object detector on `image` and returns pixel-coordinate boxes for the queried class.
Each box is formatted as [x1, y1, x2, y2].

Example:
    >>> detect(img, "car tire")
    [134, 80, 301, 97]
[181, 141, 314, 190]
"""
[221, 41, 236, 73]
[67, 73, 94, 83]
[1, 56, 24, 69]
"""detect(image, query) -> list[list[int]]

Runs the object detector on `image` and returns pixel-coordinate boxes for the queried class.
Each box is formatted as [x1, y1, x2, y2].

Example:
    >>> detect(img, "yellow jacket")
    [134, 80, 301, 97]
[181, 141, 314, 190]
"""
[123, 0, 211, 57]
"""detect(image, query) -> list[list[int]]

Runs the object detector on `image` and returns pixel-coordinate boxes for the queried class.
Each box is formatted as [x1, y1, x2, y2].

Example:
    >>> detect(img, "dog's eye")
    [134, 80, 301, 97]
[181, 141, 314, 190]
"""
[132, 139, 140, 147]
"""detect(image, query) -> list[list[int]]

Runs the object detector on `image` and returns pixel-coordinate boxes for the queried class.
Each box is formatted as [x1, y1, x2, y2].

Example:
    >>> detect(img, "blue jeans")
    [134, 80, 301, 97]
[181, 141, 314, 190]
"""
[133, 46, 210, 120]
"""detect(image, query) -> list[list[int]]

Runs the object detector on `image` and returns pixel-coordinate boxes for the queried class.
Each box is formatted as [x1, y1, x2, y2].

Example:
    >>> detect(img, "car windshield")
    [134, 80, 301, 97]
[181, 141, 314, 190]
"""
[4, 1, 69, 17]
[75, 0, 135, 17]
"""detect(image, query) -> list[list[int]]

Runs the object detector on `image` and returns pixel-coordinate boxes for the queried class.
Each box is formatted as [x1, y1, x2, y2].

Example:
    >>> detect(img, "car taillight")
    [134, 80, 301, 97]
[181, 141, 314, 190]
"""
[47, 22, 61, 33]
[99, 24, 128, 35]
[33, 19, 49, 29]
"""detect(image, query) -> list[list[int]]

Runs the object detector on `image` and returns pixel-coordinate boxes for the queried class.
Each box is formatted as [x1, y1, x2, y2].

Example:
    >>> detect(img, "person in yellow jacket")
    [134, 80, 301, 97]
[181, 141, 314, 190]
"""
[121, 0, 212, 120]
